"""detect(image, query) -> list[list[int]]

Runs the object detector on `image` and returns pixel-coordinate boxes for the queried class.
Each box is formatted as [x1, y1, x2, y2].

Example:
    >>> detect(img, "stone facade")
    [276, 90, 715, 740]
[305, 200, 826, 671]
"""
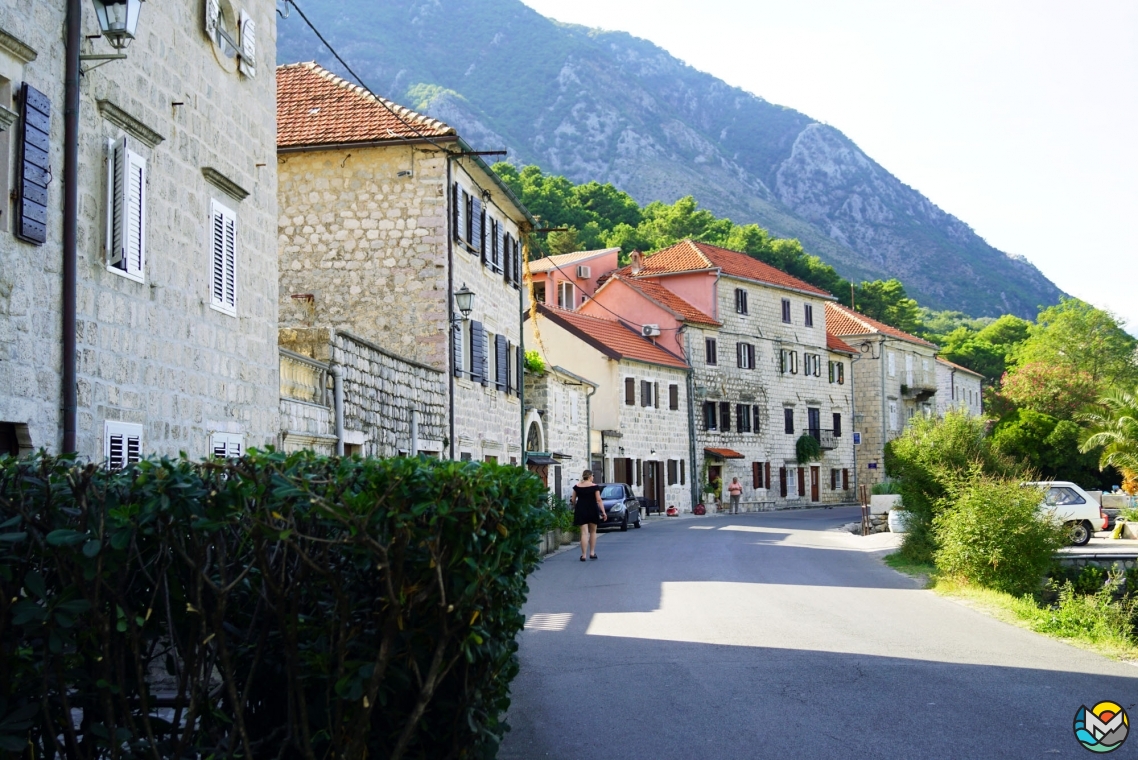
[523, 366, 594, 501]
[278, 327, 446, 458]
[936, 358, 983, 417]
[277, 109, 529, 460]
[0, 2, 280, 460]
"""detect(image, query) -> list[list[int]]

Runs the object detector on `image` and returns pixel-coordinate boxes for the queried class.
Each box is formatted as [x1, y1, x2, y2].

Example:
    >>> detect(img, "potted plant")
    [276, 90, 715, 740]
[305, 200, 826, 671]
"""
[870, 480, 903, 514]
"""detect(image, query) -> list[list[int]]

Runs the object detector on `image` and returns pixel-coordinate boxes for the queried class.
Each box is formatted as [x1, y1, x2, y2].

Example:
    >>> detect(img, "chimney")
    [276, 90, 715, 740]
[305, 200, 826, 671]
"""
[630, 250, 643, 274]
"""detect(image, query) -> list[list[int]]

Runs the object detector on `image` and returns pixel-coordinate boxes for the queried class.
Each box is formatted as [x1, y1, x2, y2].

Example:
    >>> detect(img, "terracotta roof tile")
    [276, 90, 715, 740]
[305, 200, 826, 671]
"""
[634, 240, 833, 297]
[936, 357, 984, 378]
[826, 332, 857, 355]
[277, 62, 455, 148]
[536, 305, 689, 369]
[824, 303, 938, 349]
[527, 248, 619, 274]
[611, 276, 720, 326]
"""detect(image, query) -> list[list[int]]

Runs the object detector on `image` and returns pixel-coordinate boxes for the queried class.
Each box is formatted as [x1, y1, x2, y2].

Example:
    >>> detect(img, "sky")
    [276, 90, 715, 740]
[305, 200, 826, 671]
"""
[521, 0, 1138, 329]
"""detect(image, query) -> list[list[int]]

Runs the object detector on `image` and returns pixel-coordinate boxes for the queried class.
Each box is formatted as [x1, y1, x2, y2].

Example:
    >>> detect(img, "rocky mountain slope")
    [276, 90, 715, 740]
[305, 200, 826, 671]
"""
[277, 0, 1063, 318]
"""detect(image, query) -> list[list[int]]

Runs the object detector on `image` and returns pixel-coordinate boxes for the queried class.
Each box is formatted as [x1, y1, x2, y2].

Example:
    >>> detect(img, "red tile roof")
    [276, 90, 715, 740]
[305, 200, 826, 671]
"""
[277, 62, 455, 148]
[824, 303, 938, 349]
[704, 448, 746, 459]
[936, 357, 984, 378]
[535, 305, 689, 369]
[826, 332, 857, 355]
[607, 276, 720, 327]
[633, 240, 833, 298]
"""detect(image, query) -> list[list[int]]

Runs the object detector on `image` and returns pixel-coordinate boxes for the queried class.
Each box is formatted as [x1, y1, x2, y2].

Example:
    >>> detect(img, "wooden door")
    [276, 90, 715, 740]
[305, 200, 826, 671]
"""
[810, 466, 820, 502]
[643, 461, 658, 511]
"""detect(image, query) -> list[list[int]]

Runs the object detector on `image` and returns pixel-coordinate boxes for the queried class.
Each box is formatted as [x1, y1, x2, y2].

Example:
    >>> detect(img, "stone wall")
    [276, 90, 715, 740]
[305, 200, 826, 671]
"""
[936, 361, 983, 417]
[0, 2, 280, 459]
[524, 368, 592, 500]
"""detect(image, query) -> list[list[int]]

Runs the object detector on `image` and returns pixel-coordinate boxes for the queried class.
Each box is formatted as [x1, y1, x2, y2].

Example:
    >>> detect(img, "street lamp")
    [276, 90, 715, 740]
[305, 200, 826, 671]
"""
[90, 0, 143, 50]
[454, 283, 475, 321]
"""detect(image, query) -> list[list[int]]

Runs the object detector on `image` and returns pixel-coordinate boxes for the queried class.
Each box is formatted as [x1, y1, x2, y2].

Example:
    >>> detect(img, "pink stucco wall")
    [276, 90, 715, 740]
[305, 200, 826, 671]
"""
[581, 279, 686, 357]
[538, 249, 620, 308]
[638, 272, 719, 319]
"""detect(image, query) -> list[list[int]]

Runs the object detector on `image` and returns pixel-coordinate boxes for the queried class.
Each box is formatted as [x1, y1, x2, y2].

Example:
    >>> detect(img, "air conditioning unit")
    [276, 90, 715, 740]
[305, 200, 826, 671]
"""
[641, 324, 661, 337]
[576, 265, 591, 279]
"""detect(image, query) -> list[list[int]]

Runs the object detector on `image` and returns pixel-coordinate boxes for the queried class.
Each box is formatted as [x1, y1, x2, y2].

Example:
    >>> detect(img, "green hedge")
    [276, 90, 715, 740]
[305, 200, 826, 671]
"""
[0, 451, 547, 759]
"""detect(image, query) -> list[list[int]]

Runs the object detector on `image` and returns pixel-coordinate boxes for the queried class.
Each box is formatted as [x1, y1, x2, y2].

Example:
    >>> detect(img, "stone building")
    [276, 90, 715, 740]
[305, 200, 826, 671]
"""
[0, 2, 280, 462]
[276, 63, 533, 462]
[525, 304, 693, 513]
[826, 303, 940, 486]
[523, 364, 596, 500]
[583, 240, 856, 508]
[936, 357, 983, 417]
[526, 247, 620, 309]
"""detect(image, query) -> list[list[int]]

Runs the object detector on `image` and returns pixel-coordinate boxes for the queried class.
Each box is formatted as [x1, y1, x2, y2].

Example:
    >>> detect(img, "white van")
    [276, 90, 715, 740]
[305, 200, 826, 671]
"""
[1024, 481, 1109, 546]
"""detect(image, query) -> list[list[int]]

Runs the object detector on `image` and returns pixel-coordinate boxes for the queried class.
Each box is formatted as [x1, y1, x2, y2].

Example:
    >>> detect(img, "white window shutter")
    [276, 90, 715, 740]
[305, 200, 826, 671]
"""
[211, 432, 244, 459]
[124, 148, 146, 277]
[239, 10, 256, 77]
[106, 137, 126, 266]
[210, 200, 237, 314]
[205, 0, 220, 40]
[105, 421, 143, 470]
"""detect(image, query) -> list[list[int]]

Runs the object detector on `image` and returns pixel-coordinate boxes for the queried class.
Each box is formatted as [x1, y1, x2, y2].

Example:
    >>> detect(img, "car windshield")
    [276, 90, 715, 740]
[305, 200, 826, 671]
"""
[600, 485, 625, 500]
[1045, 487, 1085, 506]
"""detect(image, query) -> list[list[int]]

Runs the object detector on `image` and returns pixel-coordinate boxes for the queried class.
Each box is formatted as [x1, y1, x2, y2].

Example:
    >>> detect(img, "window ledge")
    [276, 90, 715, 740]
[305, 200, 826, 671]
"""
[106, 263, 144, 284]
[210, 301, 237, 318]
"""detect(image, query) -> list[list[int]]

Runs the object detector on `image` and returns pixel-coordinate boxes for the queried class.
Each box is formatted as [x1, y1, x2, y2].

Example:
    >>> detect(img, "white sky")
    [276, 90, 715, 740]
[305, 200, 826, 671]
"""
[521, 0, 1138, 328]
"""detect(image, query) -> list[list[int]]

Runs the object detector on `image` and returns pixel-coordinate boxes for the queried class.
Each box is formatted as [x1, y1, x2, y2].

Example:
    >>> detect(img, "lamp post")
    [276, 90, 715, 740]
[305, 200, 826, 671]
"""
[90, 0, 143, 49]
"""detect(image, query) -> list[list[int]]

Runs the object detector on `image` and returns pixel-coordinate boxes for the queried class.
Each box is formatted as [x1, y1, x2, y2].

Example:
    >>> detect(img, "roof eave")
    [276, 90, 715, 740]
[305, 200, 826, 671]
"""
[716, 271, 835, 300]
[454, 137, 537, 228]
[277, 134, 459, 154]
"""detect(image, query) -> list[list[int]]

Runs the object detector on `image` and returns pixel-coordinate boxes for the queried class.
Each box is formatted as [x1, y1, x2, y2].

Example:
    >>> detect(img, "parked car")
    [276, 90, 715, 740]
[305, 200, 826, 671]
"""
[1025, 481, 1109, 546]
[597, 483, 642, 531]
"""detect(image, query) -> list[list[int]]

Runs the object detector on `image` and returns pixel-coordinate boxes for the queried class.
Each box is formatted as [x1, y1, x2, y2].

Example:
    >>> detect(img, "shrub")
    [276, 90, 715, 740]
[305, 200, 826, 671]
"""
[933, 475, 1065, 596]
[871, 480, 902, 495]
[0, 451, 547, 759]
[885, 410, 1019, 563]
[1035, 582, 1136, 647]
[795, 434, 822, 465]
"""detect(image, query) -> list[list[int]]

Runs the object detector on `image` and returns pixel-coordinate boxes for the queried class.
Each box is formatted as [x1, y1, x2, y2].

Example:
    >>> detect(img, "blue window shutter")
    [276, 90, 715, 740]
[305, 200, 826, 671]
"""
[16, 83, 51, 245]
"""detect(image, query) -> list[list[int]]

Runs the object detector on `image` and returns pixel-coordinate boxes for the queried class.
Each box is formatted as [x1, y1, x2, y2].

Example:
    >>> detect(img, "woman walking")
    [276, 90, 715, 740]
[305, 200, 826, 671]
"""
[571, 470, 606, 561]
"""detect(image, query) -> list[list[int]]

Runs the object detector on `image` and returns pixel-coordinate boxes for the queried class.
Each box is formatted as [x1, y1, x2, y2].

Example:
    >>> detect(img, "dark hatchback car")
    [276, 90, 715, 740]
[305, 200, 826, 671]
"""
[596, 483, 642, 531]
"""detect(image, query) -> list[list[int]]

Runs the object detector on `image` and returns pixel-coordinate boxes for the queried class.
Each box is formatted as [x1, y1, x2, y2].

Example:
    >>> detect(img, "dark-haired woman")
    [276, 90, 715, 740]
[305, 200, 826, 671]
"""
[571, 470, 606, 561]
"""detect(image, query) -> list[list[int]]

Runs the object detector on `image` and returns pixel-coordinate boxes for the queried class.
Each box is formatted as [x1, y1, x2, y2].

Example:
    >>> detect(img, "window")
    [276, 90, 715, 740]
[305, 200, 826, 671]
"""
[557, 281, 575, 310]
[703, 401, 717, 431]
[888, 352, 896, 377]
[752, 462, 762, 488]
[719, 401, 731, 432]
[736, 404, 751, 433]
[705, 337, 717, 365]
[780, 349, 798, 374]
[1045, 487, 1086, 506]
[669, 384, 679, 411]
[641, 380, 654, 408]
[532, 282, 546, 303]
[734, 288, 748, 314]
[804, 303, 813, 327]
[888, 401, 898, 431]
[829, 361, 845, 384]
[736, 342, 755, 369]
[209, 199, 237, 315]
[906, 354, 914, 387]
[469, 321, 486, 384]
[781, 298, 791, 323]
[104, 421, 142, 470]
[833, 413, 842, 437]
[784, 408, 794, 434]
[803, 353, 821, 377]
[830, 468, 838, 490]
[625, 377, 636, 406]
[211, 432, 244, 459]
[106, 136, 146, 281]
[460, 452, 473, 462]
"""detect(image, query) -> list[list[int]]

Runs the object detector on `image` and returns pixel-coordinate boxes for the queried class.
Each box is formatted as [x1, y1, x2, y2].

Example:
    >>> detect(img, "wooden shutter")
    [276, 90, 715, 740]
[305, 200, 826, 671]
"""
[495, 334, 508, 391]
[635, 459, 641, 487]
[516, 345, 524, 396]
[719, 401, 730, 432]
[469, 321, 485, 384]
[15, 83, 51, 245]
[833, 413, 842, 437]
[753, 405, 761, 433]
[452, 322, 463, 378]
[669, 384, 679, 410]
[736, 404, 744, 432]
[205, 0, 220, 38]
[736, 342, 743, 368]
[779, 467, 787, 497]
[239, 9, 256, 77]
[765, 462, 772, 489]
[831, 469, 837, 490]
[472, 198, 484, 261]
[842, 469, 849, 490]
[752, 461, 760, 489]
[453, 184, 464, 243]
[641, 380, 650, 407]
[625, 377, 635, 406]
[209, 200, 237, 314]
[680, 460, 685, 485]
[838, 363, 845, 384]
[798, 467, 806, 497]
[654, 382, 660, 409]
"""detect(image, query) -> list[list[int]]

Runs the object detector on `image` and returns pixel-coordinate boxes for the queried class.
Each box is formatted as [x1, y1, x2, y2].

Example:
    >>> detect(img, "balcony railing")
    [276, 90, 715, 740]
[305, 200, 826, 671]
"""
[280, 348, 329, 406]
[809, 429, 839, 450]
[901, 381, 938, 401]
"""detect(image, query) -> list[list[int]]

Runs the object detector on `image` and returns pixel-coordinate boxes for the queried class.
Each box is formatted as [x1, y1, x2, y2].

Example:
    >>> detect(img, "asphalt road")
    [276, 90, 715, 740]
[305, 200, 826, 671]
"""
[499, 507, 1138, 759]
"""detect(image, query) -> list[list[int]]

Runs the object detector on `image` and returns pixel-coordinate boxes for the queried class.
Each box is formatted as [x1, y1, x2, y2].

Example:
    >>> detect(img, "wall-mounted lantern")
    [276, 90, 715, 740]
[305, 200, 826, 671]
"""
[90, 0, 144, 50]
[454, 283, 475, 322]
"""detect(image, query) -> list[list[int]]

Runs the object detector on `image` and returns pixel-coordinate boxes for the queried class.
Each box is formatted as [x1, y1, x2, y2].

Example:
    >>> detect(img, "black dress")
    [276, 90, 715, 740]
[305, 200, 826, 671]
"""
[572, 484, 603, 526]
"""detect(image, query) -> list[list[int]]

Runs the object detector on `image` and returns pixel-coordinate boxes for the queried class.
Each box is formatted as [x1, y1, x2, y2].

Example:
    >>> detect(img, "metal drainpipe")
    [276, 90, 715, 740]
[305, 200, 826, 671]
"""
[683, 329, 699, 512]
[879, 337, 887, 477]
[850, 350, 860, 499]
[330, 365, 344, 456]
[519, 234, 527, 467]
[445, 154, 456, 460]
[61, 0, 80, 454]
[411, 410, 419, 457]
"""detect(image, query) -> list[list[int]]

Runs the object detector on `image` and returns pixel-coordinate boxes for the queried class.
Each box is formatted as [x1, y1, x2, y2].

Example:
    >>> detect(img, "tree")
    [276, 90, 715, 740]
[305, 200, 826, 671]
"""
[854, 279, 924, 335]
[1079, 387, 1138, 479]
[999, 362, 1097, 420]
[992, 409, 1108, 487]
[1011, 298, 1138, 387]
[927, 314, 1032, 383]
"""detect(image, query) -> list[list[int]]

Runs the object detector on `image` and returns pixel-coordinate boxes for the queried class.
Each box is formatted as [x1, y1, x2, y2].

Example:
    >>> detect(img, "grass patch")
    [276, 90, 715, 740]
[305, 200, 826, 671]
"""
[883, 553, 1138, 661]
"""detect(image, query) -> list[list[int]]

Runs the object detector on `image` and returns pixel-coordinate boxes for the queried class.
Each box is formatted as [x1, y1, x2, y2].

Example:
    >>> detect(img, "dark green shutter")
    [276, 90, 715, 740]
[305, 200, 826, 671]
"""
[16, 83, 51, 245]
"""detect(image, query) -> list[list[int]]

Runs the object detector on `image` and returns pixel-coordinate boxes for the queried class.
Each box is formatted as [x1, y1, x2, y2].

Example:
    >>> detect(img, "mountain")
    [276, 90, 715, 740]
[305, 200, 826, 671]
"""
[277, 0, 1063, 318]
